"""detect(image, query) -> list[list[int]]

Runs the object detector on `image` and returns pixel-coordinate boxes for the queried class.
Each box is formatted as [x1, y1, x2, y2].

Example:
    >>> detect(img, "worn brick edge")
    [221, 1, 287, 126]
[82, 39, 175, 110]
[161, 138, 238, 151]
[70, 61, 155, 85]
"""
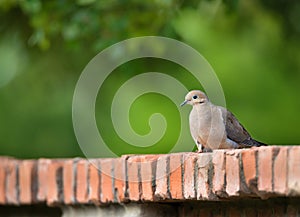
[0, 146, 298, 206]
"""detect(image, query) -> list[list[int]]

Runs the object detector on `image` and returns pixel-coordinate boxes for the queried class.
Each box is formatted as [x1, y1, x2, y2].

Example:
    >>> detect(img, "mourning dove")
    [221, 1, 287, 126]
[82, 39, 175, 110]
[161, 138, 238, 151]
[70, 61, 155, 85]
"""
[181, 90, 266, 152]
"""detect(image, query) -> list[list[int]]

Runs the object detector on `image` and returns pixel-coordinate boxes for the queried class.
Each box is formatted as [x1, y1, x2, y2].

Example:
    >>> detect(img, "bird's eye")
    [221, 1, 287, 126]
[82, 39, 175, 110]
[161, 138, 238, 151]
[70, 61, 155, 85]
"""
[192, 95, 198, 99]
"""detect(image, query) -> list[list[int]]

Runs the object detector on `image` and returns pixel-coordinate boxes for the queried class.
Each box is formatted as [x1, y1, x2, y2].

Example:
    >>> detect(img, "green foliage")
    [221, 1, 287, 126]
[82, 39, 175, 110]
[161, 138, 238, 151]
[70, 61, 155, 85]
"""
[0, 0, 179, 51]
[0, 0, 299, 158]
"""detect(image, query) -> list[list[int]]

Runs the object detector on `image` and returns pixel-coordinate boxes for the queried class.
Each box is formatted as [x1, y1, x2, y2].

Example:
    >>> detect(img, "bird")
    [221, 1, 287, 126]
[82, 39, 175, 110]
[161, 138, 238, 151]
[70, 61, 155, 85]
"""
[181, 90, 266, 152]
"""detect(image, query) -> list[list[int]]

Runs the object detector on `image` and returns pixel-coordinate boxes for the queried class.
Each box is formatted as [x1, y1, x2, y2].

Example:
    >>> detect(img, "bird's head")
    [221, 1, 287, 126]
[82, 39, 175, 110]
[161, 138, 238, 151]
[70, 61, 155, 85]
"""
[180, 90, 209, 106]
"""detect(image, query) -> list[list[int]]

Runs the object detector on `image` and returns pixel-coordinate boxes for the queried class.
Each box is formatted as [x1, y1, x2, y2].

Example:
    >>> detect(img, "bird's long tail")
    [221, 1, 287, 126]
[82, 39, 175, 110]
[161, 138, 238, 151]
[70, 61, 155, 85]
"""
[240, 138, 267, 147]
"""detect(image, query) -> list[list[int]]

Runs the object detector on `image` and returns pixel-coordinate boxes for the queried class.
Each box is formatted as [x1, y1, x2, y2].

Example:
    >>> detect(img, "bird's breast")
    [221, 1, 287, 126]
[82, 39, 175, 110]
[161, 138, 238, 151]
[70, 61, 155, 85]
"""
[189, 105, 227, 149]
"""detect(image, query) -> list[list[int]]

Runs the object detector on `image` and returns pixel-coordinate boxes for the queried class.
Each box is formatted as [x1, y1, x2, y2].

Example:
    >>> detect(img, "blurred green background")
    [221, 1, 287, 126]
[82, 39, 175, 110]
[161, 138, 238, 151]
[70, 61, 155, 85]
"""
[0, 0, 299, 158]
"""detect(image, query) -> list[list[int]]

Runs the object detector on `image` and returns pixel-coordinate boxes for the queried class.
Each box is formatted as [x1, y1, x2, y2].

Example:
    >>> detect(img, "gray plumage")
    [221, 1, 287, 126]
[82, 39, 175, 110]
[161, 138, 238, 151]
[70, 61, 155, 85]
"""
[181, 90, 266, 152]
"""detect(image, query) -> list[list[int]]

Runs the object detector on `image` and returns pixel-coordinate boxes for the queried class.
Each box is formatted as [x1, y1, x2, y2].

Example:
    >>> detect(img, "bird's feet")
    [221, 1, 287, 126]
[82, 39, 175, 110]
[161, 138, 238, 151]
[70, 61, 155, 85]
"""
[195, 144, 212, 153]
[196, 149, 203, 153]
[196, 143, 203, 153]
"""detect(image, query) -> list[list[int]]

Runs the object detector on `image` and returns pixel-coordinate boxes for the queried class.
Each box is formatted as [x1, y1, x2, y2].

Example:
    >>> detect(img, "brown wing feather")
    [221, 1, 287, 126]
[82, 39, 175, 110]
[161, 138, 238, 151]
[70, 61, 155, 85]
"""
[221, 108, 250, 143]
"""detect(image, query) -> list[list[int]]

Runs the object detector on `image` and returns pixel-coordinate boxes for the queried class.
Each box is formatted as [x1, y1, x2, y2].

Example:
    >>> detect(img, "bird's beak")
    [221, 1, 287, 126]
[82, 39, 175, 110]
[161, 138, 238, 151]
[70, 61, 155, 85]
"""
[180, 100, 188, 107]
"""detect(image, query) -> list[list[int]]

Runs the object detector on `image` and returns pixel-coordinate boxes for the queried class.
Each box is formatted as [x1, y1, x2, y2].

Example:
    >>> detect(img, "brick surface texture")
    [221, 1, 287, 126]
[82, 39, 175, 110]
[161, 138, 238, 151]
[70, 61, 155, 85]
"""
[88, 160, 100, 204]
[225, 150, 241, 196]
[0, 146, 299, 208]
[257, 146, 273, 193]
[62, 160, 74, 204]
[169, 153, 183, 199]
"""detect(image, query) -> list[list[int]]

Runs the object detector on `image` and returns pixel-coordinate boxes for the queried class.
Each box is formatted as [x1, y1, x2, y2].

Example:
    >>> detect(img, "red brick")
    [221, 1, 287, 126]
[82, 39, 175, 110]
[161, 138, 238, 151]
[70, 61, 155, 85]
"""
[19, 160, 35, 204]
[141, 159, 155, 201]
[212, 150, 226, 196]
[88, 160, 100, 204]
[144, 155, 162, 161]
[6, 160, 19, 204]
[0, 166, 5, 204]
[127, 156, 140, 201]
[2, 147, 300, 206]
[288, 146, 300, 195]
[169, 153, 183, 199]
[197, 153, 212, 199]
[241, 148, 257, 188]
[273, 147, 288, 195]
[154, 155, 169, 199]
[140, 162, 152, 201]
[63, 160, 74, 204]
[257, 146, 273, 193]
[183, 153, 198, 199]
[127, 155, 160, 201]
[114, 158, 126, 202]
[37, 159, 50, 201]
[100, 159, 113, 203]
[0, 158, 10, 204]
[225, 150, 241, 196]
[76, 160, 88, 203]
[47, 160, 64, 206]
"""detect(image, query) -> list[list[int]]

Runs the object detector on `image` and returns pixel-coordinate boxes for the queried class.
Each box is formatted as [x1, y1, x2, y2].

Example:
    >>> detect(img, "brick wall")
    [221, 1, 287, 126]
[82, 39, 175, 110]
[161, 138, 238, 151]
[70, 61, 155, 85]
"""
[0, 146, 299, 216]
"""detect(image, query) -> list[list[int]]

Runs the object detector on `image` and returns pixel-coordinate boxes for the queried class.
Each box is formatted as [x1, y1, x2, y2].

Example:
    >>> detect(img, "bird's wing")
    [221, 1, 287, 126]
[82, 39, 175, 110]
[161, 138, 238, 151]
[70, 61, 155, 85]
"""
[220, 107, 250, 143]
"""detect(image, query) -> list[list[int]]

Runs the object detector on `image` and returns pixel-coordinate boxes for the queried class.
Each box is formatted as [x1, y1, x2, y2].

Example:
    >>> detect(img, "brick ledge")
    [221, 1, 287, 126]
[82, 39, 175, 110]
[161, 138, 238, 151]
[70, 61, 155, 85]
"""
[0, 146, 299, 206]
